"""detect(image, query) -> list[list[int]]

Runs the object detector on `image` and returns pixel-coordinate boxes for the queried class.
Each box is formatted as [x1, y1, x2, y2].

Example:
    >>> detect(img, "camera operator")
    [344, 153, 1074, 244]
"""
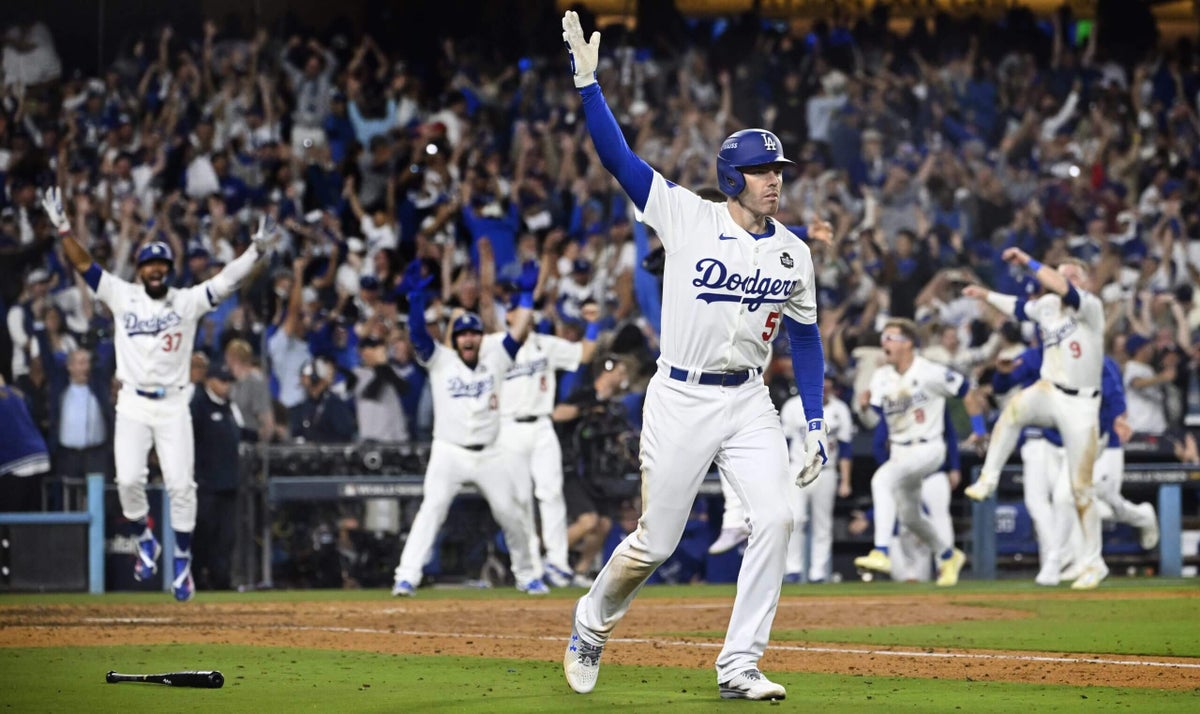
[551, 355, 639, 585]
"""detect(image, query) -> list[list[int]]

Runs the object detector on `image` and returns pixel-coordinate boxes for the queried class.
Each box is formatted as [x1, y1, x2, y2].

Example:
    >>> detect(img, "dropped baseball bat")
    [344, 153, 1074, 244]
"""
[105, 670, 224, 688]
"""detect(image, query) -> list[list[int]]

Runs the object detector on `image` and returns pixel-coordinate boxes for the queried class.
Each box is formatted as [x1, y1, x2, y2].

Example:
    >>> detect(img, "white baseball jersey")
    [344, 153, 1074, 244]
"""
[93, 273, 220, 391]
[781, 394, 853, 468]
[500, 334, 583, 418]
[420, 333, 514, 446]
[641, 172, 817, 373]
[1025, 291, 1104, 390]
[1123, 360, 1167, 434]
[869, 355, 966, 443]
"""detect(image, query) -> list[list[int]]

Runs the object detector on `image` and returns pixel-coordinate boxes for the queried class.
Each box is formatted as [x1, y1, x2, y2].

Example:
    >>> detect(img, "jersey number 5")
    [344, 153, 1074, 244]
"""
[162, 332, 183, 352]
[762, 310, 781, 341]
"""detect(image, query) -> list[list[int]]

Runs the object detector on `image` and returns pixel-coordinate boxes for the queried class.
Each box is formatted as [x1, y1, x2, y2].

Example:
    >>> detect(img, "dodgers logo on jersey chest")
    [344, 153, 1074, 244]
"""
[691, 258, 795, 312]
[506, 357, 549, 380]
[447, 376, 493, 399]
[1041, 318, 1079, 348]
[123, 311, 182, 337]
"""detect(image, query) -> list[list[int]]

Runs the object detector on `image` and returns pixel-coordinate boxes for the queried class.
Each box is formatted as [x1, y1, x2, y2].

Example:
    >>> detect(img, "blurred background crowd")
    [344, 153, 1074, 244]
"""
[1, 0, 1197, 588]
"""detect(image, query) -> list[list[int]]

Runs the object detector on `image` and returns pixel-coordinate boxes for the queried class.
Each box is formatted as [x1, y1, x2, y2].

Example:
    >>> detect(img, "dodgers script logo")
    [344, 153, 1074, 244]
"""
[447, 376, 493, 399]
[506, 357, 549, 380]
[123, 311, 182, 337]
[1041, 318, 1079, 348]
[881, 389, 932, 417]
[692, 258, 794, 312]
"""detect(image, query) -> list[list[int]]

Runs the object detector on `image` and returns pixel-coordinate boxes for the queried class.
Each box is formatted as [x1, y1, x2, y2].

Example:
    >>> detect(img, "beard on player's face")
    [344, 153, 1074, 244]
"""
[139, 262, 171, 299]
[455, 332, 482, 367]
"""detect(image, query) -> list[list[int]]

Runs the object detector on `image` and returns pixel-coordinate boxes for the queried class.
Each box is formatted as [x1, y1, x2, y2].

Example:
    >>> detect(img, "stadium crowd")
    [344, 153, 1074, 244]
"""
[1, 3, 1197, 588]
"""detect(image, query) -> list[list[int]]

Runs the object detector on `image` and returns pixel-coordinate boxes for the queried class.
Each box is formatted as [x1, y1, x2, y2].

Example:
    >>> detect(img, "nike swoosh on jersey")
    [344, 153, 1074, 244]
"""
[718, 234, 738, 240]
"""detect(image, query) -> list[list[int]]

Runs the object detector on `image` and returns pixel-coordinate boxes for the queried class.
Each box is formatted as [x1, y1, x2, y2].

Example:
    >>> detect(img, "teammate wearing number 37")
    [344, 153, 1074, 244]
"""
[42, 186, 276, 602]
[560, 11, 831, 701]
[961, 249, 1107, 590]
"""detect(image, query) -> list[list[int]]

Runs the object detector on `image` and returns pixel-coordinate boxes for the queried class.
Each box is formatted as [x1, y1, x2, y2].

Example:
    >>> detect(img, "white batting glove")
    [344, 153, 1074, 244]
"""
[562, 10, 600, 88]
[251, 215, 279, 255]
[41, 187, 70, 234]
[796, 419, 829, 488]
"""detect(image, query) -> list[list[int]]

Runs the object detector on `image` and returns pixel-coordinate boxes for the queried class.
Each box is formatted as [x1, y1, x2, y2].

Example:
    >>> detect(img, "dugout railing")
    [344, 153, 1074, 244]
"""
[969, 462, 1200, 579]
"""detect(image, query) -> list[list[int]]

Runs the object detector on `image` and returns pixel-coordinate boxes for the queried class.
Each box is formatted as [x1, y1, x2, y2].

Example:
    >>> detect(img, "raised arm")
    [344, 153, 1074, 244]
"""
[42, 188, 94, 274]
[562, 12, 654, 212]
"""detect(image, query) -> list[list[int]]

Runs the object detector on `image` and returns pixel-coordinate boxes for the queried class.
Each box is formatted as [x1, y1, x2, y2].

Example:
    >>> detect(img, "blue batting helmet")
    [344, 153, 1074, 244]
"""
[716, 129, 795, 197]
[451, 312, 484, 337]
[135, 241, 174, 268]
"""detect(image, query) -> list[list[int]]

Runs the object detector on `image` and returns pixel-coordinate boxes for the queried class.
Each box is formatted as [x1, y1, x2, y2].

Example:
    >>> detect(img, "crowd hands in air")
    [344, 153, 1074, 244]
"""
[1, 5, 1197, 584]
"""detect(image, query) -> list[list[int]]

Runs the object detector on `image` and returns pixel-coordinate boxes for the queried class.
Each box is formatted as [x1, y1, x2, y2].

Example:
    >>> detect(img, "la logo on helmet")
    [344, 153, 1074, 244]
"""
[761, 133, 777, 151]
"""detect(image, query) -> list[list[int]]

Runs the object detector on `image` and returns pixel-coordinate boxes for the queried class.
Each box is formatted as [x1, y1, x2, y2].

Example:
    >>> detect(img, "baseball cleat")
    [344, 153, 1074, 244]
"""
[1034, 559, 1061, 587]
[1070, 563, 1109, 591]
[1059, 561, 1084, 581]
[853, 549, 892, 574]
[782, 572, 802, 584]
[570, 573, 595, 588]
[545, 564, 574, 588]
[564, 620, 604, 693]
[963, 478, 997, 502]
[172, 557, 194, 602]
[1136, 503, 1159, 549]
[133, 533, 161, 582]
[707, 525, 750, 555]
[519, 578, 550, 595]
[718, 669, 786, 700]
[391, 579, 415, 597]
[936, 548, 966, 587]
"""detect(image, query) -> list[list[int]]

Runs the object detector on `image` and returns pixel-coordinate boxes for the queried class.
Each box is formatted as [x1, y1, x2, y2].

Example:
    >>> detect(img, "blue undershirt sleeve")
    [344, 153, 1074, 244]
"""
[784, 316, 825, 422]
[407, 295, 435, 362]
[578, 83, 654, 211]
[501, 334, 521, 359]
[872, 413, 889, 464]
[1014, 298, 1028, 321]
[1063, 283, 1081, 310]
[83, 263, 103, 291]
[943, 411, 961, 471]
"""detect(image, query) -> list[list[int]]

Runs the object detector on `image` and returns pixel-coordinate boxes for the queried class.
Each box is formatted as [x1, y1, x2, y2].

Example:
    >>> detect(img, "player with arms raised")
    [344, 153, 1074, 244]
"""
[560, 11, 830, 701]
[961, 249, 1107, 589]
[42, 187, 275, 601]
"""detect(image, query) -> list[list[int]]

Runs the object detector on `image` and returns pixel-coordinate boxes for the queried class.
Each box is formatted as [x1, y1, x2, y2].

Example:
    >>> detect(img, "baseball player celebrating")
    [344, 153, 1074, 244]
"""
[391, 264, 546, 596]
[781, 375, 853, 582]
[43, 186, 274, 601]
[561, 11, 830, 701]
[853, 319, 986, 586]
[961, 250, 1107, 590]
[500, 301, 600, 588]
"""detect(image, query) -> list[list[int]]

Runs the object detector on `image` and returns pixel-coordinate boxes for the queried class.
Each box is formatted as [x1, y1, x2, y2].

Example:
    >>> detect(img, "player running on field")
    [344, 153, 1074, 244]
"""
[961, 249, 1107, 590]
[853, 318, 987, 586]
[391, 262, 545, 597]
[43, 186, 276, 602]
[560, 11, 832, 701]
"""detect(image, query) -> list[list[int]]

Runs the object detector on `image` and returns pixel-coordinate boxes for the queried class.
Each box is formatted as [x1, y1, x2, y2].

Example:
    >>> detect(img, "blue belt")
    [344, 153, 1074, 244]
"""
[136, 388, 168, 400]
[668, 365, 762, 387]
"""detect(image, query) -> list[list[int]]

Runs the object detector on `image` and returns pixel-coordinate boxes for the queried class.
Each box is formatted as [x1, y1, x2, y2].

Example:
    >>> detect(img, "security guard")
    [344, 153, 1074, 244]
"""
[190, 362, 243, 590]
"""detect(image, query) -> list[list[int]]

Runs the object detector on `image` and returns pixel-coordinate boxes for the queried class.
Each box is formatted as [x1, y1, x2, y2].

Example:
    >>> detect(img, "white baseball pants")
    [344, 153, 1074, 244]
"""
[113, 387, 197, 532]
[789, 464, 838, 580]
[575, 371, 792, 685]
[870, 441, 950, 555]
[394, 440, 539, 587]
[499, 417, 571, 575]
[888, 473, 952, 581]
[980, 381, 1102, 570]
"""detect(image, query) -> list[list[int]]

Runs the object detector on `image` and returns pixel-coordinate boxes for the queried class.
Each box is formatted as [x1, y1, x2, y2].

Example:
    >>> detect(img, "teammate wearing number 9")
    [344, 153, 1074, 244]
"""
[961, 249, 1107, 590]
[42, 186, 276, 602]
[561, 10, 831, 701]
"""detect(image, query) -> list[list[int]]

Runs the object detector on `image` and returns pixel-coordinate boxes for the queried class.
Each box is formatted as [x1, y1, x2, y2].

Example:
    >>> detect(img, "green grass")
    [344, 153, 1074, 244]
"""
[0, 645, 1196, 713]
[765, 595, 1200, 658]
